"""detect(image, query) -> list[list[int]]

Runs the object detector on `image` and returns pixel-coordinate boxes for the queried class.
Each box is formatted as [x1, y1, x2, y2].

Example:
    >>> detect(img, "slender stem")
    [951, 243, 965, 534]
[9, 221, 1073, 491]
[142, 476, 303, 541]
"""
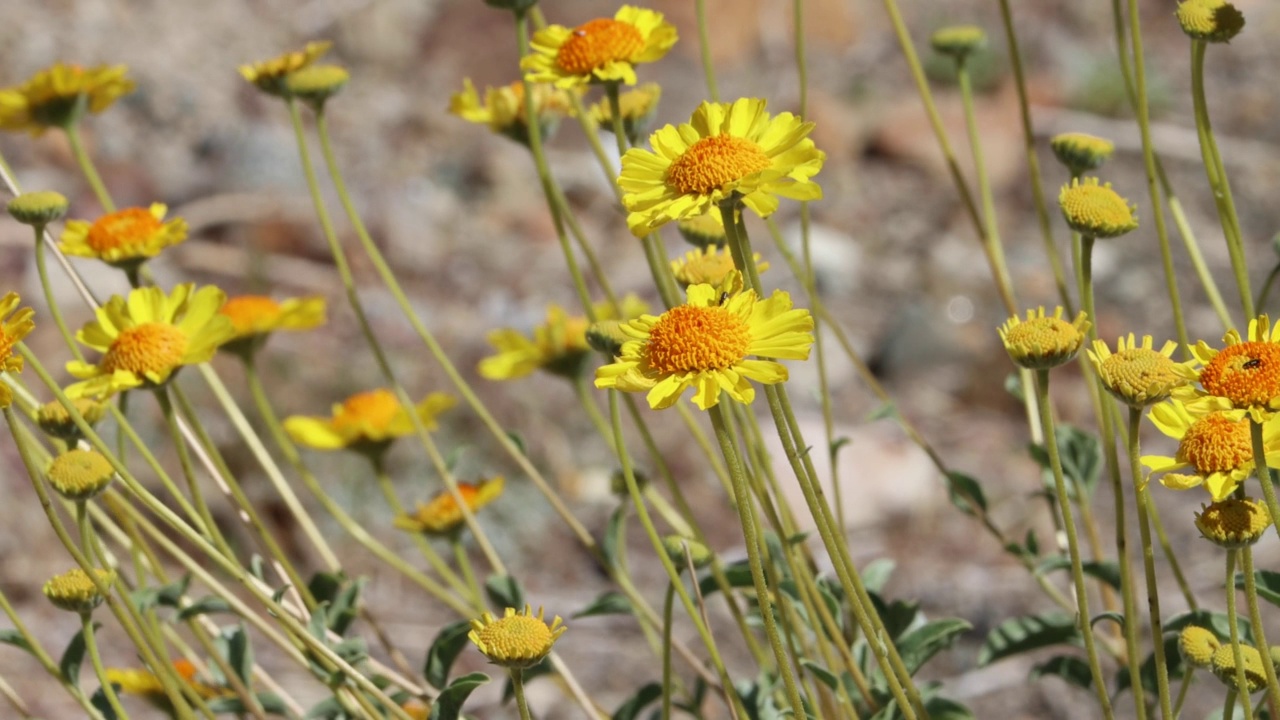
[1126, 408, 1172, 719]
[510, 669, 534, 720]
[63, 124, 115, 213]
[0, 586, 102, 717]
[81, 614, 130, 720]
[33, 227, 85, 360]
[1104, 402, 1147, 719]
[1251, 418, 1280, 544]
[604, 83, 628, 159]
[452, 536, 485, 611]
[1258, 264, 1280, 313]
[695, 0, 719, 102]
[1171, 668, 1193, 718]
[370, 455, 472, 600]
[155, 387, 232, 558]
[661, 582, 675, 720]
[1225, 550, 1253, 716]
[1242, 547, 1280, 710]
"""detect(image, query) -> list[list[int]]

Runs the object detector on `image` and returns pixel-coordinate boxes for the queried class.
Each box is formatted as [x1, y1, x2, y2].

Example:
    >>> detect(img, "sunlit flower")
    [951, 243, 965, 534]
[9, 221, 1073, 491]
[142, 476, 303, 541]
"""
[60, 204, 188, 270]
[1177, 315, 1280, 423]
[65, 284, 234, 399]
[394, 477, 504, 536]
[469, 605, 566, 669]
[106, 659, 227, 706]
[284, 389, 456, 455]
[1195, 497, 1270, 548]
[619, 98, 824, 237]
[1050, 132, 1115, 176]
[218, 294, 326, 356]
[0, 63, 134, 135]
[480, 295, 648, 381]
[670, 245, 768, 288]
[1088, 334, 1194, 407]
[930, 25, 987, 59]
[596, 277, 814, 410]
[998, 306, 1089, 370]
[43, 568, 114, 614]
[47, 449, 116, 501]
[589, 82, 661, 143]
[1059, 177, 1138, 238]
[239, 41, 332, 96]
[285, 64, 349, 106]
[1141, 399, 1280, 500]
[1177, 0, 1245, 43]
[449, 78, 576, 144]
[0, 292, 36, 409]
[7, 190, 69, 226]
[1179, 626, 1220, 668]
[521, 6, 677, 89]
[1212, 643, 1267, 694]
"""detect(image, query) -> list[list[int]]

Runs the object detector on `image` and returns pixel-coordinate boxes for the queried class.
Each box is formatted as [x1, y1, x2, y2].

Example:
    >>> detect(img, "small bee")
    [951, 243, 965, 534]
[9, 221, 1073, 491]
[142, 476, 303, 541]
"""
[1244, 358, 1263, 369]
[718, 292, 730, 306]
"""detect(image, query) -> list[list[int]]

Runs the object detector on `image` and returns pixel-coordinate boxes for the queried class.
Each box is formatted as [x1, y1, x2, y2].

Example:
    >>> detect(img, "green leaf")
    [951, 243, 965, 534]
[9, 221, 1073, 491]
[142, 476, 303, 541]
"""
[505, 432, 527, 457]
[611, 682, 662, 720]
[130, 574, 191, 612]
[176, 596, 234, 621]
[1234, 570, 1280, 608]
[868, 596, 919, 642]
[1165, 609, 1254, 645]
[698, 560, 753, 597]
[573, 591, 633, 619]
[866, 402, 898, 421]
[861, 559, 895, 594]
[800, 659, 840, 690]
[1030, 654, 1093, 690]
[922, 696, 976, 720]
[0, 629, 35, 656]
[830, 436, 853, 463]
[328, 578, 364, 636]
[946, 471, 987, 516]
[60, 624, 90, 687]
[423, 620, 473, 690]
[1091, 612, 1125, 631]
[896, 618, 972, 675]
[485, 575, 525, 611]
[303, 696, 344, 719]
[219, 624, 254, 687]
[978, 613, 1079, 667]
[89, 687, 120, 720]
[1034, 556, 1121, 590]
[1117, 633, 1181, 697]
[602, 505, 628, 572]
[308, 571, 345, 607]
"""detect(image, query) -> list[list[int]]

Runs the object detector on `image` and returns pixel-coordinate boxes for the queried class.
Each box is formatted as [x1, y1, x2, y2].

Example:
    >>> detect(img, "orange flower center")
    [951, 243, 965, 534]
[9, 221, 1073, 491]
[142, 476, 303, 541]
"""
[419, 483, 481, 529]
[555, 19, 645, 75]
[666, 135, 772, 196]
[1178, 412, 1253, 474]
[645, 304, 751, 373]
[102, 323, 188, 376]
[1198, 341, 1280, 410]
[219, 295, 282, 333]
[86, 208, 161, 253]
[334, 390, 401, 432]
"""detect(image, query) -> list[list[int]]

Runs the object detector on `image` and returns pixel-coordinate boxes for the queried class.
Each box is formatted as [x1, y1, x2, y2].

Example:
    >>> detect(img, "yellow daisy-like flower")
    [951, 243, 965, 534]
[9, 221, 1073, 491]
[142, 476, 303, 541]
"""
[1141, 399, 1280, 500]
[1179, 626, 1220, 668]
[449, 78, 575, 144]
[36, 397, 106, 440]
[394, 477, 504, 536]
[1194, 497, 1270, 548]
[1211, 643, 1267, 694]
[595, 279, 814, 410]
[590, 82, 662, 143]
[106, 659, 227, 706]
[670, 246, 768, 288]
[1176, 0, 1245, 43]
[43, 568, 115, 614]
[239, 41, 332, 95]
[284, 389, 456, 454]
[469, 605, 566, 669]
[1, 293, 36, 411]
[59, 204, 188, 270]
[998, 307, 1090, 370]
[1049, 132, 1115, 175]
[480, 295, 648, 381]
[47, 449, 116, 501]
[1059, 177, 1139, 238]
[65, 284, 235, 399]
[0, 63, 134, 135]
[1177, 315, 1280, 423]
[619, 98, 825, 237]
[218, 294, 326, 356]
[521, 6, 677, 89]
[1087, 334, 1194, 407]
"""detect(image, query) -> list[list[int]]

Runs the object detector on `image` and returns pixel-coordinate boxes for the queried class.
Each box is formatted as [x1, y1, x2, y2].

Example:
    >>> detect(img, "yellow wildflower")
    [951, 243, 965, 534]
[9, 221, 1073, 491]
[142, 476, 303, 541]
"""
[998, 307, 1089, 370]
[218, 294, 326, 356]
[1050, 132, 1115, 175]
[0, 292, 36, 409]
[1088, 334, 1194, 407]
[449, 78, 576, 144]
[284, 389, 456, 454]
[480, 295, 648, 381]
[59, 204, 188, 270]
[239, 41, 332, 96]
[1195, 497, 1270, 548]
[1059, 177, 1139, 238]
[469, 605, 566, 669]
[1177, 315, 1280, 423]
[0, 63, 134, 135]
[1177, 0, 1245, 43]
[670, 245, 768, 288]
[394, 478, 504, 536]
[521, 6, 677, 88]
[43, 568, 114, 614]
[1141, 399, 1280, 500]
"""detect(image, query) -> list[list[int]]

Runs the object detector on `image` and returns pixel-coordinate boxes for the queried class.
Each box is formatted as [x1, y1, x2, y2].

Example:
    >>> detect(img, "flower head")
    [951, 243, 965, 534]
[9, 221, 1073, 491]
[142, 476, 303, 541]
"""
[1180, 626, 1220, 668]
[0, 63, 134, 135]
[596, 279, 814, 410]
[394, 478, 504, 536]
[285, 64, 349, 107]
[521, 7, 677, 88]
[1195, 497, 1270, 548]
[218, 294, 326, 356]
[1176, 315, 1280, 423]
[43, 568, 115, 614]
[670, 245, 768, 289]
[1050, 132, 1115, 176]
[59, 204, 188, 270]
[590, 82, 662, 144]
[449, 78, 576, 145]
[1059, 177, 1139, 238]
[998, 307, 1089, 370]
[65, 284, 234, 399]
[239, 41, 332, 96]
[1212, 643, 1267, 694]
[1141, 399, 1280, 500]
[106, 659, 227, 706]
[676, 211, 728, 248]
[620, 98, 824, 237]
[47, 449, 116, 501]
[1177, 0, 1245, 42]
[36, 397, 106, 440]
[1088, 334, 1194, 407]
[284, 389, 456, 455]
[7, 191, 69, 226]
[930, 25, 987, 59]
[0, 292, 36, 408]
[480, 295, 648, 381]
[469, 605, 566, 669]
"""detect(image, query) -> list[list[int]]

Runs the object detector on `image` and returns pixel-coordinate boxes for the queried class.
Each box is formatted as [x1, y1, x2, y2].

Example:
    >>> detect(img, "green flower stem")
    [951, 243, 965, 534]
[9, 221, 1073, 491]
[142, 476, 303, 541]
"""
[1222, 688, 1239, 719]
[1126, 408, 1173, 720]
[1172, 668, 1193, 718]
[546, 179, 619, 307]
[1250, 419, 1280, 544]
[1242, 547, 1280, 709]
[32, 226, 85, 360]
[1167, 195, 1232, 330]
[605, 82, 629, 159]
[63, 123, 115, 213]
[155, 387, 233, 558]
[1142, 495, 1197, 611]
[1036, 370, 1114, 717]
[1224, 550, 1253, 717]
[450, 536, 485, 612]
[80, 613, 130, 720]
[0, 587, 103, 718]
[661, 581, 676, 720]
[1190, 39, 1251, 318]
[1258, 263, 1280, 313]
[1124, 0, 1190, 352]
[115, 392, 128, 469]
[707, 405, 806, 716]
[510, 669, 534, 720]
[695, 0, 720, 102]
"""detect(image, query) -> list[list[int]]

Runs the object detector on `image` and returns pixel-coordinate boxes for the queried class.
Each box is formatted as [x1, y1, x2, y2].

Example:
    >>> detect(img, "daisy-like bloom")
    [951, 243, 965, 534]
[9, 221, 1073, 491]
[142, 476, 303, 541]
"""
[36, 397, 106, 441]
[1178, 315, 1280, 423]
[619, 98, 825, 237]
[479, 295, 648, 381]
[449, 78, 575, 144]
[998, 307, 1090, 370]
[47, 449, 116, 501]
[676, 211, 727, 248]
[60, 204, 188, 270]
[521, 6, 677, 89]
[930, 25, 987, 59]
[284, 389, 456, 455]
[43, 568, 115, 614]
[670, 245, 768, 288]
[1140, 399, 1280, 500]
[0, 63, 134, 135]
[65, 284, 235, 399]
[1211, 643, 1267, 694]
[1087, 334, 1194, 407]
[469, 605, 566, 669]
[590, 82, 661, 143]
[1050, 132, 1115, 176]
[1194, 497, 1270, 548]
[7, 190, 69, 227]
[1179, 626, 1220, 668]
[595, 278, 814, 410]
[218, 294, 326, 356]
[394, 477, 504, 536]
[0, 292, 36, 409]
[1177, 0, 1245, 42]
[1059, 177, 1139, 238]
[106, 659, 227, 705]
[239, 41, 332, 96]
